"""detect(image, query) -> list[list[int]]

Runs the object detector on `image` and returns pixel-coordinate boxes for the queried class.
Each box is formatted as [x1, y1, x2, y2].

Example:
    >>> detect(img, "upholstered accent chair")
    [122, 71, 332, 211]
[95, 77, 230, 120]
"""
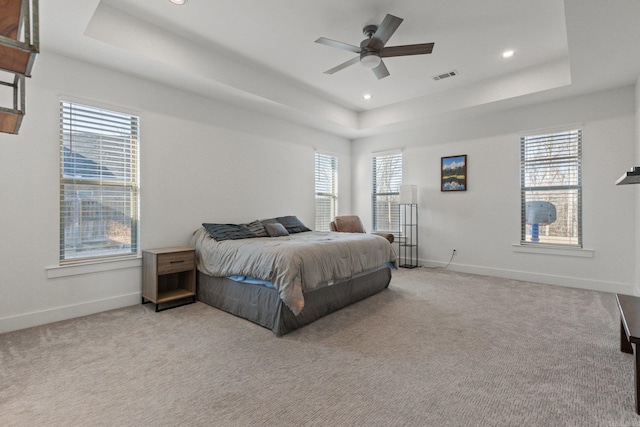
[330, 215, 395, 244]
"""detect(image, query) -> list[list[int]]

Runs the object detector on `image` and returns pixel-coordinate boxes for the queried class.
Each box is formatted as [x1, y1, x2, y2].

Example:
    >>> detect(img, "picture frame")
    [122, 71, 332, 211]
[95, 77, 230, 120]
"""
[441, 155, 467, 192]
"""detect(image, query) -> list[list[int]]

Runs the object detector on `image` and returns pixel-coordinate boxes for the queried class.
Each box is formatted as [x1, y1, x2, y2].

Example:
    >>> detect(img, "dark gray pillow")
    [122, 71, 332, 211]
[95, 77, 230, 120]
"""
[276, 216, 311, 234]
[202, 223, 256, 242]
[265, 223, 289, 237]
[244, 220, 268, 237]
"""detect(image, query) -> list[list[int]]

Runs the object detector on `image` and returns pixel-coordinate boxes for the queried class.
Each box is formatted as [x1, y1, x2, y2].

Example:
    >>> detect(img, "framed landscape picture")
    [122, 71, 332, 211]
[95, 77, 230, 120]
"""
[441, 155, 467, 191]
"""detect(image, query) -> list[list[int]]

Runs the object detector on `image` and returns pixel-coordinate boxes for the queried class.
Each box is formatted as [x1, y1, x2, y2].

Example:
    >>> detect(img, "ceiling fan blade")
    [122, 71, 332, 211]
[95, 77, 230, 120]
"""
[367, 14, 403, 51]
[324, 56, 361, 74]
[372, 60, 390, 80]
[381, 43, 434, 57]
[315, 37, 362, 54]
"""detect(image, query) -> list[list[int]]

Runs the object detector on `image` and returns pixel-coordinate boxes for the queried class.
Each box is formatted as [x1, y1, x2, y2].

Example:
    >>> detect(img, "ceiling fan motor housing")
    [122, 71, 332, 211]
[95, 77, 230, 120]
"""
[362, 24, 378, 38]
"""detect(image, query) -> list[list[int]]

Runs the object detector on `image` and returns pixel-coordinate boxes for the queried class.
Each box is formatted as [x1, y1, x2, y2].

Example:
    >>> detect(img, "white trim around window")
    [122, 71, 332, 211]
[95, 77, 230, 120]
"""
[59, 99, 141, 264]
[315, 151, 338, 232]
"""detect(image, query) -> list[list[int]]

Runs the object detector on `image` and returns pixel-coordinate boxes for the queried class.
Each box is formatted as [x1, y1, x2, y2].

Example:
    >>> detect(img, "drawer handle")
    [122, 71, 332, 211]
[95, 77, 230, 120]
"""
[170, 260, 185, 264]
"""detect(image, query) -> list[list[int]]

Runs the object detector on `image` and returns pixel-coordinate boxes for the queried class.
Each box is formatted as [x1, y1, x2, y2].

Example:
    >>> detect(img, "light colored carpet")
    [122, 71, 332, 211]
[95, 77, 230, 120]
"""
[1, 267, 639, 426]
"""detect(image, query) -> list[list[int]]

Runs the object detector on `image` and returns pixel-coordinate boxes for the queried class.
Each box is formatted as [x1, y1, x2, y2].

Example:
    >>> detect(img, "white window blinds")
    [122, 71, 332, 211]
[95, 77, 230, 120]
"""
[520, 129, 582, 246]
[59, 101, 140, 262]
[372, 151, 402, 233]
[315, 152, 338, 231]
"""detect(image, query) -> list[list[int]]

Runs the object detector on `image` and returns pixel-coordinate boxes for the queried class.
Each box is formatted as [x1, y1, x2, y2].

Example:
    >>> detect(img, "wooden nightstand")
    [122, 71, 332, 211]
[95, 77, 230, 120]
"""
[142, 247, 196, 312]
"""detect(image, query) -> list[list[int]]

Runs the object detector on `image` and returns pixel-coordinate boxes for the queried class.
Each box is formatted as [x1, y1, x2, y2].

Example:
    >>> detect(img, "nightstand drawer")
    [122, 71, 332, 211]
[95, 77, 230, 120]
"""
[157, 251, 195, 275]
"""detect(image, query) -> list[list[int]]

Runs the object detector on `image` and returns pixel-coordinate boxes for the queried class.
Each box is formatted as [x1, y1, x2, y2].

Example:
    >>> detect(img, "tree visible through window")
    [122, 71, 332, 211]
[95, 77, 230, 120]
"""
[60, 101, 140, 261]
[315, 152, 338, 231]
[520, 129, 582, 246]
[372, 152, 402, 233]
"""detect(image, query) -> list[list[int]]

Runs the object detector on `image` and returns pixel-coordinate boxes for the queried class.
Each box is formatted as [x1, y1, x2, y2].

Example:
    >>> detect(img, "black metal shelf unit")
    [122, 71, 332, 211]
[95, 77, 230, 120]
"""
[399, 203, 418, 268]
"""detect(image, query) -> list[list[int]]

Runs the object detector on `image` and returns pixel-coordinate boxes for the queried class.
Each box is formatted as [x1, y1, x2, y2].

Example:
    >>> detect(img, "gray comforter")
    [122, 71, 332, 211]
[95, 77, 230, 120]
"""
[190, 227, 397, 315]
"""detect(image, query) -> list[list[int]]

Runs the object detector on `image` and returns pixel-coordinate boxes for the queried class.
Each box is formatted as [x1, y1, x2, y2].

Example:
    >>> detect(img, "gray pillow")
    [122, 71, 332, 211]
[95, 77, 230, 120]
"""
[276, 215, 311, 234]
[265, 223, 289, 237]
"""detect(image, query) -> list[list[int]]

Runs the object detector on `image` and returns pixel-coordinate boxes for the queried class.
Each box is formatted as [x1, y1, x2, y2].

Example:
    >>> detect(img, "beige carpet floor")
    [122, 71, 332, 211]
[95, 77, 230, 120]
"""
[1, 267, 640, 426]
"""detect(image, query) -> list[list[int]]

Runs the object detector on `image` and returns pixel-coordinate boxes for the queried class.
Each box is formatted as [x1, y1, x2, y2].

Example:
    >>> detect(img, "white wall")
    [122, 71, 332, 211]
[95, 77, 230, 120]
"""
[636, 75, 640, 294]
[0, 52, 351, 333]
[353, 87, 637, 294]
[1, 51, 637, 334]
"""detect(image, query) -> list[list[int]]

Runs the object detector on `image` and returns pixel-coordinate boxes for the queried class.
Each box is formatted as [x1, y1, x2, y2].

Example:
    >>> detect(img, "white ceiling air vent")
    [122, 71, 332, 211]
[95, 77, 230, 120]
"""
[433, 70, 458, 81]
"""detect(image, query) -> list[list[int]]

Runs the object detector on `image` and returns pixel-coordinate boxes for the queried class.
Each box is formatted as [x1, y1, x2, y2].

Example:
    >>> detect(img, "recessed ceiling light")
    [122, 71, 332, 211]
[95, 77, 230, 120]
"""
[363, 94, 372, 100]
[169, 0, 187, 4]
[502, 50, 515, 59]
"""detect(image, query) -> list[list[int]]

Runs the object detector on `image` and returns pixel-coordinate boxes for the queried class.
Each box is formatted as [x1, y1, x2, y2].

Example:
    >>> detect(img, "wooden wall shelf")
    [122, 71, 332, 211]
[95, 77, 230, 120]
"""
[0, 0, 38, 135]
[0, 108, 23, 134]
[0, 40, 36, 76]
[0, 0, 39, 76]
[0, 73, 24, 134]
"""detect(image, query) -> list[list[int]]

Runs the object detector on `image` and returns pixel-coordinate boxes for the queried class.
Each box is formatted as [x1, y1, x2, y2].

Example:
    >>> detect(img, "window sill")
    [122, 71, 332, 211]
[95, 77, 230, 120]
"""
[46, 256, 142, 279]
[511, 244, 594, 258]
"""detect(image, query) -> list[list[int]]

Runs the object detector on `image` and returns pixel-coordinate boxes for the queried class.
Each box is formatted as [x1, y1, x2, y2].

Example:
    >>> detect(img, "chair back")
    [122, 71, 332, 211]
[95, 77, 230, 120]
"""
[331, 215, 394, 243]
[333, 215, 366, 233]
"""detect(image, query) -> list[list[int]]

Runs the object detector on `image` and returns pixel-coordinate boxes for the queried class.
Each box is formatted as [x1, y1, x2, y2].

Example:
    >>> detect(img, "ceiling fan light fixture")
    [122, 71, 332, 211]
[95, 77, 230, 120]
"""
[360, 52, 381, 69]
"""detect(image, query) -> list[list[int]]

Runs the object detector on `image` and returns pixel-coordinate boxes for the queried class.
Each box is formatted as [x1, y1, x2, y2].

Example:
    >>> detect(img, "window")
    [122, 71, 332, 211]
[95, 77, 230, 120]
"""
[315, 152, 338, 231]
[60, 101, 140, 262]
[520, 128, 582, 247]
[372, 151, 402, 233]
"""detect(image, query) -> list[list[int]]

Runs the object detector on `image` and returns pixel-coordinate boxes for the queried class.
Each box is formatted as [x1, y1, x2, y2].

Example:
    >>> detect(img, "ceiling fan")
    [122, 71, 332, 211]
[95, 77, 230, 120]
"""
[315, 14, 434, 80]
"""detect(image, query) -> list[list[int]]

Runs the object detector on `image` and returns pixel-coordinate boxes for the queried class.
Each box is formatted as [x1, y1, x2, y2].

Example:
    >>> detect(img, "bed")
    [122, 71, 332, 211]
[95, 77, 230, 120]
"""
[189, 218, 396, 336]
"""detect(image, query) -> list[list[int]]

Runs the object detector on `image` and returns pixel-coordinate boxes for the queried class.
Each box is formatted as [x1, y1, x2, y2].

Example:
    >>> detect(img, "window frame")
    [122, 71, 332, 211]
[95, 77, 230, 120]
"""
[314, 151, 338, 232]
[372, 151, 402, 234]
[520, 128, 582, 248]
[59, 99, 140, 264]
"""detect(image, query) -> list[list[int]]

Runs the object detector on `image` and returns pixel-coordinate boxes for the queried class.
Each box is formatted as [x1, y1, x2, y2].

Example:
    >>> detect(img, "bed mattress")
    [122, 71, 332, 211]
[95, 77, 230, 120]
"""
[190, 227, 397, 315]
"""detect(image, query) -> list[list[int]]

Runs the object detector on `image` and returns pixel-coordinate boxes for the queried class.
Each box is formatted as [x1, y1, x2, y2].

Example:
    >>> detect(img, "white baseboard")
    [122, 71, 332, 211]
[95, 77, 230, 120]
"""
[0, 293, 141, 335]
[422, 259, 636, 296]
[3, 261, 635, 334]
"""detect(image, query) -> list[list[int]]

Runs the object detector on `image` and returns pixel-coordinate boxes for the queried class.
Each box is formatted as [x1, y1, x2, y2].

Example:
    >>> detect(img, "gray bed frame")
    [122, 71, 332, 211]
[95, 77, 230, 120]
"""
[196, 265, 392, 336]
